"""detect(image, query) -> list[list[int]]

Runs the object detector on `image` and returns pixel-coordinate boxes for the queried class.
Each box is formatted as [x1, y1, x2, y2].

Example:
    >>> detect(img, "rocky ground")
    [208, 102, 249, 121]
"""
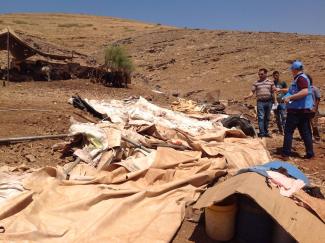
[0, 13, 324, 242]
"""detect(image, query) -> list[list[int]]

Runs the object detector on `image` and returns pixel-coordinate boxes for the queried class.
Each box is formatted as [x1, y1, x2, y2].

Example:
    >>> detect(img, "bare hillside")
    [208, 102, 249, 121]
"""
[1, 13, 324, 101]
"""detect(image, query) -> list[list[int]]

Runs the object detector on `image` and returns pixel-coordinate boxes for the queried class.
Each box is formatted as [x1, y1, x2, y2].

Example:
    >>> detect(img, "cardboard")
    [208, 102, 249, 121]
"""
[194, 172, 325, 243]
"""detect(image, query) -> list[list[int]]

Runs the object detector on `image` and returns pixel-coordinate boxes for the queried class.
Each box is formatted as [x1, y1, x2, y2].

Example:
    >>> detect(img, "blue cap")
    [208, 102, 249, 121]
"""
[290, 60, 303, 70]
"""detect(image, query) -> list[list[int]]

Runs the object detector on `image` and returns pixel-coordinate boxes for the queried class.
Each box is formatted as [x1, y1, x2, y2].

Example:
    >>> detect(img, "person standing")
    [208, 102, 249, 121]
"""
[307, 74, 321, 142]
[273, 71, 288, 134]
[282, 61, 314, 159]
[244, 68, 275, 137]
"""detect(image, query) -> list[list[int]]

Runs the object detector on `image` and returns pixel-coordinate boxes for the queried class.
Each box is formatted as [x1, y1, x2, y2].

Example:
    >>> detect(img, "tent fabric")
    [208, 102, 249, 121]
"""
[0, 97, 273, 242]
[0, 28, 71, 61]
[194, 172, 325, 243]
[0, 149, 227, 243]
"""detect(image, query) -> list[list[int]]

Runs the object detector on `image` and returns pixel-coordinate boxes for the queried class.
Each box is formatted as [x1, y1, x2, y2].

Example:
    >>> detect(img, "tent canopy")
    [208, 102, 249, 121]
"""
[0, 28, 71, 61]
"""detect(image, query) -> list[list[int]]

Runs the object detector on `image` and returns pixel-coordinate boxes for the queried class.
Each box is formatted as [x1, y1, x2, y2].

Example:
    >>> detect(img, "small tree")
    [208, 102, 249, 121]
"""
[104, 45, 134, 88]
[104, 45, 134, 73]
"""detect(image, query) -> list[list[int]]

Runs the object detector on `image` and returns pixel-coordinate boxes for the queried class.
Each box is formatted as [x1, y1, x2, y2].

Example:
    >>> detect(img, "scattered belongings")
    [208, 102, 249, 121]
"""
[221, 115, 257, 137]
[195, 162, 325, 243]
[171, 98, 226, 114]
[64, 96, 270, 171]
[0, 96, 323, 242]
[171, 98, 256, 137]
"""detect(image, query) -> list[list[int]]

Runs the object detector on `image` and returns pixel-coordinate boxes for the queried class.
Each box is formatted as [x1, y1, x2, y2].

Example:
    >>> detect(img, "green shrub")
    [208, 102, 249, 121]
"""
[104, 45, 134, 73]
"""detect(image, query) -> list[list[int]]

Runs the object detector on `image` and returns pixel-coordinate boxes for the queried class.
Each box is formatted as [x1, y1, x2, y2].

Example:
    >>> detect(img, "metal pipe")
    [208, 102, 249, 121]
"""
[0, 134, 71, 144]
[0, 108, 55, 112]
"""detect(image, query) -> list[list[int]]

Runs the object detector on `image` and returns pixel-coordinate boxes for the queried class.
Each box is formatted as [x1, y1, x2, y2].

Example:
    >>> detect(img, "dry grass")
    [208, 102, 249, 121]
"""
[12, 20, 29, 25]
[58, 23, 93, 28]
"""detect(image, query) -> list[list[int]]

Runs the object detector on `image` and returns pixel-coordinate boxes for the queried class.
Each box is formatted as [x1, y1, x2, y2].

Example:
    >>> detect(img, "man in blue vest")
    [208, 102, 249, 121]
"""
[282, 60, 314, 159]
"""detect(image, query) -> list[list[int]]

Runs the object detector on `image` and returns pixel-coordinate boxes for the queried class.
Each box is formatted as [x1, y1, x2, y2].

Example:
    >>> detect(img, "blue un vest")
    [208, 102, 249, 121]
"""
[286, 73, 314, 110]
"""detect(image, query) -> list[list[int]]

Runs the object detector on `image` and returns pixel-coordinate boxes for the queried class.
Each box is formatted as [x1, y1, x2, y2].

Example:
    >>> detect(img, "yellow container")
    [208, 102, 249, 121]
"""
[205, 200, 237, 241]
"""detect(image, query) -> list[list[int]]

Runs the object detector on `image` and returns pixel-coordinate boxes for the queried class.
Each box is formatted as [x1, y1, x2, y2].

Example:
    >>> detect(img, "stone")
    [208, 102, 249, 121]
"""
[25, 154, 36, 163]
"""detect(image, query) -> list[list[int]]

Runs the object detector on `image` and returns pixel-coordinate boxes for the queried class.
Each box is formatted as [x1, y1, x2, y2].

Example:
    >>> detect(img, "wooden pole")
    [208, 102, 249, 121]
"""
[4, 29, 10, 87]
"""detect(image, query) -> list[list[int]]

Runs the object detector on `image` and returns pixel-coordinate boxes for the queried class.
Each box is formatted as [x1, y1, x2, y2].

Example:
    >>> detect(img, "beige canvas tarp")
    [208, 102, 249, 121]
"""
[194, 172, 325, 243]
[0, 28, 71, 61]
[0, 148, 227, 243]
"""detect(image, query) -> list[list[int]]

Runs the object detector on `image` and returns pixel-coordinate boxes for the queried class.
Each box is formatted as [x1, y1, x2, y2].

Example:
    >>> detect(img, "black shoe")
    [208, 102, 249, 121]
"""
[303, 154, 314, 159]
[279, 153, 291, 161]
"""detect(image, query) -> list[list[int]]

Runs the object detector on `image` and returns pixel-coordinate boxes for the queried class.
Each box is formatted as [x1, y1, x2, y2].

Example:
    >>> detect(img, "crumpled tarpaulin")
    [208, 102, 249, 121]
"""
[194, 172, 325, 243]
[0, 172, 26, 207]
[0, 148, 227, 243]
[84, 97, 216, 136]
[0, 96, 275, 242]
[67, 121, 270, 171]
[66, 97, 271, 172]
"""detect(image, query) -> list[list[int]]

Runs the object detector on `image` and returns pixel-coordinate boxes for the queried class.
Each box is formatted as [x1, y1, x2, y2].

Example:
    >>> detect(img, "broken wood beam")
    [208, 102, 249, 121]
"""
[73, 111, 99, 123]
[121, 136, 151, 153]
[63, 157, 81, 180]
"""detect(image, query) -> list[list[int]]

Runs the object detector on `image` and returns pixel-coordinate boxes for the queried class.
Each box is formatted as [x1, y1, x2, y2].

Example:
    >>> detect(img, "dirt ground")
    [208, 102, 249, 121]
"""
[0, 80, 324, 242]
[0, 13, 324, 242]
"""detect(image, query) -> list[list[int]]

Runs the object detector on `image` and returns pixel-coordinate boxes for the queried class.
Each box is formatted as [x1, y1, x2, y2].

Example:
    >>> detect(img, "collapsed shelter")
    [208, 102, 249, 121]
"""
[0, 28, 128, 86]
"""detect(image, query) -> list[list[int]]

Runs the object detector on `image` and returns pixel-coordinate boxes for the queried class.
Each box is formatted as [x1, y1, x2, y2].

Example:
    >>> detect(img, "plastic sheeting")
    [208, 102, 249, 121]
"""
[86, 97, 215, 136]
[0, 148, 227, 242]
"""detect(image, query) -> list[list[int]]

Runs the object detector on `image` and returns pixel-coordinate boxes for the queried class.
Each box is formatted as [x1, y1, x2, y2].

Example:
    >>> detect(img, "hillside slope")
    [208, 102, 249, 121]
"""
[0, 13, 324, 101]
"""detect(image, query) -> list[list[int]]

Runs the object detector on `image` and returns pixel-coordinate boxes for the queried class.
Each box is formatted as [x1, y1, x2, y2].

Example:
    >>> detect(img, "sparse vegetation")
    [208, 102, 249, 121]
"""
[58, 23, 79, 28]
[104, 45, 134, 73]
[13, 20, 28, 25]
[58, 23, 93, 28]
[81, 23, 93, 27]
[124, 27, 135, 32]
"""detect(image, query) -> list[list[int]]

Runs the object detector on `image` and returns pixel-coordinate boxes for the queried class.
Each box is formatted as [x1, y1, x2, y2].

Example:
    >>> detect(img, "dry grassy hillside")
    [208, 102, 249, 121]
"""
[0, 13, 325, 102]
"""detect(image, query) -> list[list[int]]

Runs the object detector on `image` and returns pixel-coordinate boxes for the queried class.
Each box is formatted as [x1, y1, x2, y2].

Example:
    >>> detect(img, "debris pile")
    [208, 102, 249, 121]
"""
[0, 97, 323, 243]
[63, 96, 268, 173]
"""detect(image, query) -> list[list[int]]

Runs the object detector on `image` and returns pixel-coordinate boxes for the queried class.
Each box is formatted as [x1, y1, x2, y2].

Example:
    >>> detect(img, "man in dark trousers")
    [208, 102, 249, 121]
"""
[244, 68, 275, 137]
[273, 71, 288, 134]
[307, 74, 322, 142]
[282, 61, 314, 159]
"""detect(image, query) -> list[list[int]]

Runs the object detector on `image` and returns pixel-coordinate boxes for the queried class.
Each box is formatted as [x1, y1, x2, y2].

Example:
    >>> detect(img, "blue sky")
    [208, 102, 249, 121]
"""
[1, 0, 325, 35]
